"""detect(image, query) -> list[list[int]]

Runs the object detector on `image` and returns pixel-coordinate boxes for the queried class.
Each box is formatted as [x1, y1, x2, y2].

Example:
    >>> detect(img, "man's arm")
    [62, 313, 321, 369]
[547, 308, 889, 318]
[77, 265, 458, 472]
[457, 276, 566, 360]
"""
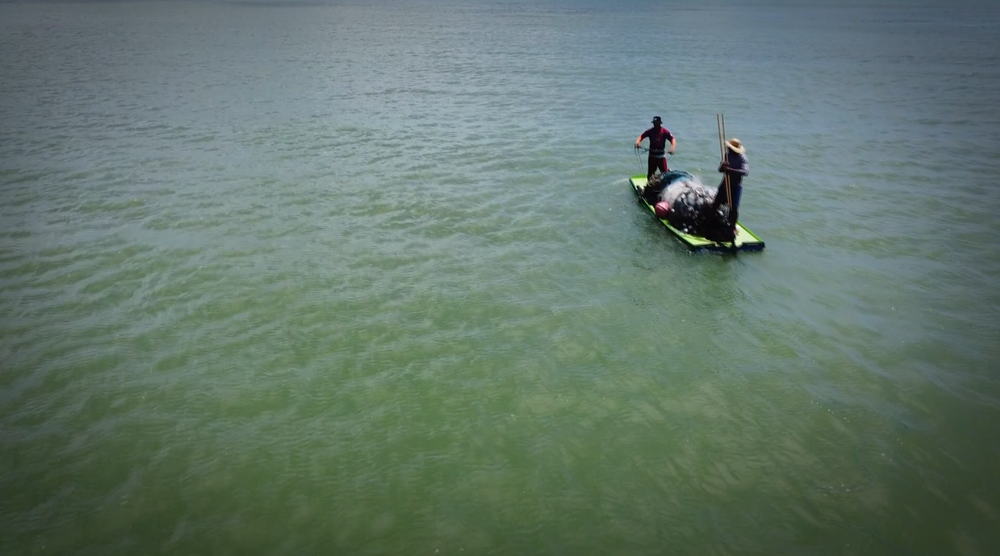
[668, 136, 676, 155]
[635, 130, 648, 148]
[720, 154, 749, 175]
[730, 154, 749, 176]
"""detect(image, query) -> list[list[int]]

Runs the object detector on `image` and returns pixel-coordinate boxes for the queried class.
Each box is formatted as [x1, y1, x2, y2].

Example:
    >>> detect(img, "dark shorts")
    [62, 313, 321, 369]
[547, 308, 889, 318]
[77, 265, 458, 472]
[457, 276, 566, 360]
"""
[647, 155, 668, 178]
[714, 182, 743, 209]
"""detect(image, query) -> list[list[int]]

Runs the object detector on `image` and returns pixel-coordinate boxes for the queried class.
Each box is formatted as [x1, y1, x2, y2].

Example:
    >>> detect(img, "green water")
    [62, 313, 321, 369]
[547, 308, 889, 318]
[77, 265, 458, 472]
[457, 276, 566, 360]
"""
[2, 1, 999, 554]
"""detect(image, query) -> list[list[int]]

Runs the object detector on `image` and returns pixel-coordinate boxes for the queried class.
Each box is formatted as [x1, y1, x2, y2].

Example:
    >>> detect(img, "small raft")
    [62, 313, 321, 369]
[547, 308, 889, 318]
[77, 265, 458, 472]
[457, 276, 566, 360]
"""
[629, 175, 765, 253]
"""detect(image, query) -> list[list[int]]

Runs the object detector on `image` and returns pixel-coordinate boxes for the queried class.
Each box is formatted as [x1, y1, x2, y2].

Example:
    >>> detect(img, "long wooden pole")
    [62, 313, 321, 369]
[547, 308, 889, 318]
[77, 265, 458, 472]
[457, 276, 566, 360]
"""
[717, 114, 732, 216]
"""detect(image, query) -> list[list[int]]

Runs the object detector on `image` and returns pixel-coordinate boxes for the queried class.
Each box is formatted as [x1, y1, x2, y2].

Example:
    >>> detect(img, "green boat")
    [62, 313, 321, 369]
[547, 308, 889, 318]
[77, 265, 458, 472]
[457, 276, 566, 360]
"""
[629, 175, 765, 253]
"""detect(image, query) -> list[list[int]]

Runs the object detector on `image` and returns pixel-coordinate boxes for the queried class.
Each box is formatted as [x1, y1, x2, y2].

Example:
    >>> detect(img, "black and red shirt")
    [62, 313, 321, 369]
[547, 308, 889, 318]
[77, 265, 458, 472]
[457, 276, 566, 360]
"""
[640, 126, 674, 158]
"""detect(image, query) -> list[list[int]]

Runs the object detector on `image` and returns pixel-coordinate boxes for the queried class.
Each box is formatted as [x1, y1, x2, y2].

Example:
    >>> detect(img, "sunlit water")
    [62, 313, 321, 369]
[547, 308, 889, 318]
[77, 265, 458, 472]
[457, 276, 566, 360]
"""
[2, 1, 999, 554]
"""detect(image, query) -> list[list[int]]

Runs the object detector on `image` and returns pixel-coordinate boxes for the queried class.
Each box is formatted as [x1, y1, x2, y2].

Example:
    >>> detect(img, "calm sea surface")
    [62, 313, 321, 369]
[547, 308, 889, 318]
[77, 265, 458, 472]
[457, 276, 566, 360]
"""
[2, 1, 999, 554]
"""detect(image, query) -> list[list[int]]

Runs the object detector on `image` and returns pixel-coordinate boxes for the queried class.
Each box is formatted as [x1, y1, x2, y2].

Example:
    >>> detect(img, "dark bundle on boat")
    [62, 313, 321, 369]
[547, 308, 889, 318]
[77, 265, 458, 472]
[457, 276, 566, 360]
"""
[643, 171, 735, 243]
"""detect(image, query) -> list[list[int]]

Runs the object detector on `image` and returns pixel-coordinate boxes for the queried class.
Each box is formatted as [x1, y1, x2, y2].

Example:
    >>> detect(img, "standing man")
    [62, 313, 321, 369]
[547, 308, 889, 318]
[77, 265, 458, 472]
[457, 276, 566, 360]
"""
[635, 116, 676, 181]
[712, 137, 749, 232]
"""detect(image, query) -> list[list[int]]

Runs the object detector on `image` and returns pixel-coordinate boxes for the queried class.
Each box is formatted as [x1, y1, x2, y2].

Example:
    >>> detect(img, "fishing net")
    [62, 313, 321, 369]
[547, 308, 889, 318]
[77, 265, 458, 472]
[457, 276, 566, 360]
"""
[645, 171, 735, 242]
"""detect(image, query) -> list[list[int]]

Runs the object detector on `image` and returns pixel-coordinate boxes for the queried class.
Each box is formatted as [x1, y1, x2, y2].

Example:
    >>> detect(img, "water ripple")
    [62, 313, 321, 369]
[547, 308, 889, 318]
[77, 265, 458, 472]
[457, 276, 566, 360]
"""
[2, 2, 1000, 555]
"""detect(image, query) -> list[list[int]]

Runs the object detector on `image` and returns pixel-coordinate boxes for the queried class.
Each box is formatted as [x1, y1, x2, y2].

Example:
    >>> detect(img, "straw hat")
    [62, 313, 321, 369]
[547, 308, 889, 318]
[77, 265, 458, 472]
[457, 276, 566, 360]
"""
[726, 138, 745, 154]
